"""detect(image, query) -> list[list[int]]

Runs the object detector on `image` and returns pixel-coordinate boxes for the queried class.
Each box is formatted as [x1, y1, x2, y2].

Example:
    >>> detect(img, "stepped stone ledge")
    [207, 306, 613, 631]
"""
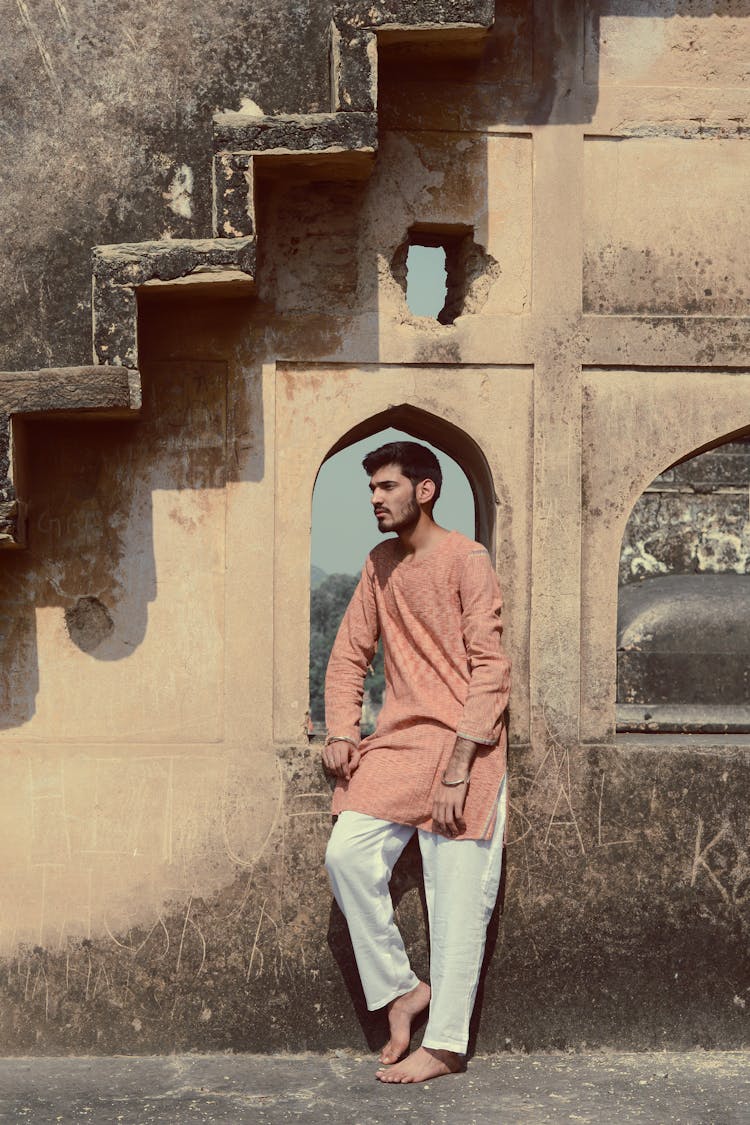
[0, 365, 140, 548]
[92, 237, 257, 369]
[2, 0, 494, 548]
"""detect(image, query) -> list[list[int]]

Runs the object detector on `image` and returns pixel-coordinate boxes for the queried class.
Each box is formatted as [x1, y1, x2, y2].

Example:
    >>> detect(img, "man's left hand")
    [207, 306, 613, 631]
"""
[432, 783, 468, 837]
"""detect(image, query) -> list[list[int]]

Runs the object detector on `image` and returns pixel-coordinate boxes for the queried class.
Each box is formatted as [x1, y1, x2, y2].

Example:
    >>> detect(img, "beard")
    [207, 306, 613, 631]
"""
[375, 492, 420, 534]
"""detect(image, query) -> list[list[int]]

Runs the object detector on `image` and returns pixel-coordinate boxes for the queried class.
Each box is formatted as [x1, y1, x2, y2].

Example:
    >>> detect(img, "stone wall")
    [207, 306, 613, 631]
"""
[622, 439, 750, 584]
[1, 0, 749, 1055]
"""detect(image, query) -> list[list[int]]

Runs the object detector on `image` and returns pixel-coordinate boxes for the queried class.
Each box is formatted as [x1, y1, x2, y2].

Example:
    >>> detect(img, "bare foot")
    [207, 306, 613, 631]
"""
[378, 981, 431, 1065]
[376, 1045, 463, 1084]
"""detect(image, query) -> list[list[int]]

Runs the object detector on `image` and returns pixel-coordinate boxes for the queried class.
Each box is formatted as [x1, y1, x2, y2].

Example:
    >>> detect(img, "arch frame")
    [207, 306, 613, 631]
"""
[272, 361, 533, 745]
[580, 366, 750, 744]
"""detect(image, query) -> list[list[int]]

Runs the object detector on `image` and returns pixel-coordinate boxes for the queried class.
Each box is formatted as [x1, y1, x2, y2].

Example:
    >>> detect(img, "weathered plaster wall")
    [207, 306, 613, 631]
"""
[1, 0, 750, 1054]
[1, 0, 331, 371]
[584, 138, 750, 316]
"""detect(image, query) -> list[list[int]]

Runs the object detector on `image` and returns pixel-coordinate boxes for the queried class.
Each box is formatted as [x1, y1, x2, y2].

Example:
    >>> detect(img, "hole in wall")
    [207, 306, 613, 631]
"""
[616, 434, 750, 735]
[405, 245, 447, 319]
[65, 595, 115, 654]
[391, 223, 501, 325]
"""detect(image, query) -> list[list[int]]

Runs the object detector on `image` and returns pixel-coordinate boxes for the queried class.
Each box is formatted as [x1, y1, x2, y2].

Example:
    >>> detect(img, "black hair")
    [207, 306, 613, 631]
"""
[362, 441, 443, 506]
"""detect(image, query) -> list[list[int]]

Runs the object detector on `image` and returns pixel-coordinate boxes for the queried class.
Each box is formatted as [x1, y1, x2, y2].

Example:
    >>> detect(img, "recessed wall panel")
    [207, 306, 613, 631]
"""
[584, 137, 750, 315]
[585, 2, 750, 88]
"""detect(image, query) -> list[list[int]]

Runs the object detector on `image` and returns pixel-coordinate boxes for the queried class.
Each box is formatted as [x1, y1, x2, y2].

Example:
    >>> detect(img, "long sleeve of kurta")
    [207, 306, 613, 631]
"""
[324, 530, 512, 840]
[455, 548, 511, 746]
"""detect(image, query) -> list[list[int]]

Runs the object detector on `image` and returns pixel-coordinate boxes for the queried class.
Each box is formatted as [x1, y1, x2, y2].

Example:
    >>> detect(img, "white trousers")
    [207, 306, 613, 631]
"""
[324, 777, 506, 1054]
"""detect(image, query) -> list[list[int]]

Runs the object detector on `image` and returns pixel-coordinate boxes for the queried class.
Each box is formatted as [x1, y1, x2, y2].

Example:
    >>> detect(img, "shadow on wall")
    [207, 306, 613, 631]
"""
[0, 292, 264, 730]
[591, 1, 749, 14]
[378, 2, 599, 129]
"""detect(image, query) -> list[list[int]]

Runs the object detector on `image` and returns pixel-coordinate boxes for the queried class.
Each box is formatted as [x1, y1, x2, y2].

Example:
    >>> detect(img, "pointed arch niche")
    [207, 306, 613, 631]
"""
[616, 431, 750, 735]
[321, 405, 493, 550]
[581, 368, 750, 744]
[309, 422, 476, 735]
[272, 362, 533, 745]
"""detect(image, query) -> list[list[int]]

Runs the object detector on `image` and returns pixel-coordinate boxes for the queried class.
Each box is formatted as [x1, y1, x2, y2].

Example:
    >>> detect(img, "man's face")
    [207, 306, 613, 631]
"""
[369, 464, 421, 534]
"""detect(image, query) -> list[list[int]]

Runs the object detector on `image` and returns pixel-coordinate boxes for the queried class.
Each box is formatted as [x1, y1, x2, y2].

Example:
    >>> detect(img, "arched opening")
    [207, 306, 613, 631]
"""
[321, 403, 497, 550]
[616, 432, 750, 735]
[309, 410, 493, 736]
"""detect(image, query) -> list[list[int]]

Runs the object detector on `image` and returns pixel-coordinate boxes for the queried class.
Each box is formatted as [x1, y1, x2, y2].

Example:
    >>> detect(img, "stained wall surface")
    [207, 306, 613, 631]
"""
[0, 1, 749, 1054]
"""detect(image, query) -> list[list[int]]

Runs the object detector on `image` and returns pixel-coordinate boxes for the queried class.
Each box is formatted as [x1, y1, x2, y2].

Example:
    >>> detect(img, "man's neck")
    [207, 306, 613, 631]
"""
[397, 516, 450, 559]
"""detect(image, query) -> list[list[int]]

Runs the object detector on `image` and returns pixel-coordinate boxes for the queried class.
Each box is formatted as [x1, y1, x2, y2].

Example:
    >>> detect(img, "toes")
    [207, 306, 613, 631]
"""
[379, 1038, 408, 1065]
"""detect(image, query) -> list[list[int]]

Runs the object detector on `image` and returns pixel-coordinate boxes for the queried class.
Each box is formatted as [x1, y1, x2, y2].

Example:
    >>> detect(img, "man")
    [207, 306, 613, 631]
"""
[322, 440, 511, 1084]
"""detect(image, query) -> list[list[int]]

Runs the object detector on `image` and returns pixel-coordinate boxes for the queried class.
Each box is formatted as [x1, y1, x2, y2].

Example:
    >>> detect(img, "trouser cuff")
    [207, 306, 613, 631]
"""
[366, 976, 421, 1012]
[421, 1036, 467, 1054]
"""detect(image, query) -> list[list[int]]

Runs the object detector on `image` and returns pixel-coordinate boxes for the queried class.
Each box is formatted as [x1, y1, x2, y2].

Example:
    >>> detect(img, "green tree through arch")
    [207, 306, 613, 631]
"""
[309, 572, 384, 734]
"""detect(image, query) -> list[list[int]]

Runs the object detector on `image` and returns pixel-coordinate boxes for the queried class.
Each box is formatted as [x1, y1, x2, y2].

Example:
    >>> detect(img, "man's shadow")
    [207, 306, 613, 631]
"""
[326, 833, 508, 1055]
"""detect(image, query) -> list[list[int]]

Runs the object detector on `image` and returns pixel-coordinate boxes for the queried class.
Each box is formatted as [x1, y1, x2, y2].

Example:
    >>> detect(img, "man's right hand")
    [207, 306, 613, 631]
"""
[322, 740, 361, 780]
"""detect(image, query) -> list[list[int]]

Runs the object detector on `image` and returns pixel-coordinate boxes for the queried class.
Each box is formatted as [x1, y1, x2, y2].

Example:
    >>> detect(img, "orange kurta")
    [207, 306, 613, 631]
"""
[324, 531, 511, 840]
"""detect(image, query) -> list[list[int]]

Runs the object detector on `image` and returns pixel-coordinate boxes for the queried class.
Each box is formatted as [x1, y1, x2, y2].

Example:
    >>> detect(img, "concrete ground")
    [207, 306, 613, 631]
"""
[0, 1051, 748, 1124]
